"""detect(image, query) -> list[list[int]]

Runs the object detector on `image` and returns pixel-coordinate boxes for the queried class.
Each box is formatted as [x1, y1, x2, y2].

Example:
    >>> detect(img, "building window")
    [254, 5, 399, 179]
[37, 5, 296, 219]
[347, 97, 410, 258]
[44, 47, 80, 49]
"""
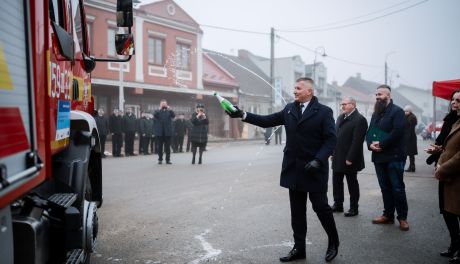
[176, 43, 190, 70]
[318, 77, 325, 90]
[107, 28, 116, 56]
[87, 23, 93, 51]
[148, 37, 164, 65]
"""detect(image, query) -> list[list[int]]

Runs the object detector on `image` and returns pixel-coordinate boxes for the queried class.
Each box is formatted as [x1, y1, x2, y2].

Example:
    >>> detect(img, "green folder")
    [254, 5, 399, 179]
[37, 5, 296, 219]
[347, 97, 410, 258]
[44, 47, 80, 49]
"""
[367, 126, 389, 142]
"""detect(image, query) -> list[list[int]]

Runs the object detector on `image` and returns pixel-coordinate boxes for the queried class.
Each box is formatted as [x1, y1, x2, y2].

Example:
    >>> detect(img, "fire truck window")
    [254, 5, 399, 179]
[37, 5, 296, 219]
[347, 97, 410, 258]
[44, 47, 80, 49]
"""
[72, 0, 86, 54]
[49, 0, 62, 25]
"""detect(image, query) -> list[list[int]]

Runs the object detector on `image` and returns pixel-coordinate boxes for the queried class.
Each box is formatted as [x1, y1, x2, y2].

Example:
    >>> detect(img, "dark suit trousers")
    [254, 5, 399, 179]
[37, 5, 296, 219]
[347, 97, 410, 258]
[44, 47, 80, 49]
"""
[289, 190, 339, 248]
[156, 136, 171, 162]
[125, 131, 135, 155]
[332, 171, 360, 209]
[112, 133, 123, 156]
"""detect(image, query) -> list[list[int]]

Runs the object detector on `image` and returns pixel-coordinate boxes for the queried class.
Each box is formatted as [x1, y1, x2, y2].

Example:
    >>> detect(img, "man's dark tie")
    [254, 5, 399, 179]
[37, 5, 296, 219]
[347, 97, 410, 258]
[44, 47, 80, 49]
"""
[298, 103, 304, 117]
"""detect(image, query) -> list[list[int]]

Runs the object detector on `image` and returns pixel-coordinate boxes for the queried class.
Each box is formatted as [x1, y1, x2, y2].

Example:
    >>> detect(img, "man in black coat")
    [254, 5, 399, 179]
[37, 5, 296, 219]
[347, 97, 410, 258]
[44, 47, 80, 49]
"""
[227, 77, 339, 263]
[174, 114, 187, 153]
[331, 97, 368, 217]
[403, 105, 418, 172]
[154, 99, 175, 164]
[109, 109, 123, 157]
[123, 107, 138, 156]
[366, 84, 409, 231]
[95, 108, 109, 158]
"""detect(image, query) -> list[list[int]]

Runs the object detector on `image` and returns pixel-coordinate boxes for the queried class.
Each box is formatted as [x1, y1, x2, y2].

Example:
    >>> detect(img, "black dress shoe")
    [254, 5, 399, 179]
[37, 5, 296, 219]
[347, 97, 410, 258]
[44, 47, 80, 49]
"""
[279, 247, 306, 262]
[166, 161, 172, 164]
[158, 160, 162, 164]
[331, 204, 343, 213]
[344, 208, 358, 217]
[449, 250, 460, 263]
[441, 249, 455, 258]
[325, 242, 339, 262]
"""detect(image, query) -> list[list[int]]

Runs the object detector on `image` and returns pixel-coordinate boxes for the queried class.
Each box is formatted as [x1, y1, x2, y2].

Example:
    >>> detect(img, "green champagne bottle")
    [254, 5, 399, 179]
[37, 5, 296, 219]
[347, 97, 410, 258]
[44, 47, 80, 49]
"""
[213, 92, 237, 113]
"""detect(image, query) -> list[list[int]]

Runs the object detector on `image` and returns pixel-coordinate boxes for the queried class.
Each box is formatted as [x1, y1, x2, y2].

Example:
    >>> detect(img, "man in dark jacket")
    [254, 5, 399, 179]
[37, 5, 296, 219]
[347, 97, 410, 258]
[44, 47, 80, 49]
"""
[174, 114, 187, 153]
[331, 97, 368, 217]
[190, 104, 208, 164]
[109, 109, 123, 157]
[139, 112, 150, 155]
[123, 107, 138, 156]
[227, 77, 339, 263]
[95, 108, 109, 158]
[366, 84, 409, 231]
[403, 105, 418, 172]
[154, 99, 175, 164]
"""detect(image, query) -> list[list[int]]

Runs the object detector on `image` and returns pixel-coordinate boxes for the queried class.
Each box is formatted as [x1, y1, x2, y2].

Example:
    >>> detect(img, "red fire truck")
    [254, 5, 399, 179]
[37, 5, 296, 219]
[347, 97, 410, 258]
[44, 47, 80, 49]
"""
[0, 0, 134, 263]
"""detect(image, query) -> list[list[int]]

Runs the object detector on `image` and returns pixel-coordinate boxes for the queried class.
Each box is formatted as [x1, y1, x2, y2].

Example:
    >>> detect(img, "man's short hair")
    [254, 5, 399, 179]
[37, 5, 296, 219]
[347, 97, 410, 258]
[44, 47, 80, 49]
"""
[377, 84, 391, 92]
[296, 77, 315, 85]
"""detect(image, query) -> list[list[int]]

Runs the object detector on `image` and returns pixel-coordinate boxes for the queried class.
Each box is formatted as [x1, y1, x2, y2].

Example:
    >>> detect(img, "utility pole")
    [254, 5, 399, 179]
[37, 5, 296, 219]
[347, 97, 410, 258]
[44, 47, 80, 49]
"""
[270, 27, 275, 112]
[119, 62, 125, 111]
[384, 60, 388, 85]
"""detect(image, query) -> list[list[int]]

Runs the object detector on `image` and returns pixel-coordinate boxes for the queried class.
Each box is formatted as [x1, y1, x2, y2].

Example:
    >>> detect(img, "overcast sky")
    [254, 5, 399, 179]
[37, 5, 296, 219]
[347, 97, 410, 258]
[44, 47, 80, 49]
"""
[144, 0, 459, 90]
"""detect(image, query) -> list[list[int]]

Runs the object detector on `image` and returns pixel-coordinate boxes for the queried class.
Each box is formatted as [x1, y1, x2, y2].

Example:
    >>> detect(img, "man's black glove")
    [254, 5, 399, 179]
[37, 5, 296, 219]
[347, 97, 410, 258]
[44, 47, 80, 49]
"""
[225, 106, 244, 118]
[304, 159, 322, 174]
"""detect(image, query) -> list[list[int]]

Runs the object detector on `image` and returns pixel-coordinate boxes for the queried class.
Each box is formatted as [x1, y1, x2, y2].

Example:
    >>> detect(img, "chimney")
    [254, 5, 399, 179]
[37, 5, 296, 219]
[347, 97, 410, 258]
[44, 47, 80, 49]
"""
[238, 49, 250, 58]
[356, 72, 361, 79]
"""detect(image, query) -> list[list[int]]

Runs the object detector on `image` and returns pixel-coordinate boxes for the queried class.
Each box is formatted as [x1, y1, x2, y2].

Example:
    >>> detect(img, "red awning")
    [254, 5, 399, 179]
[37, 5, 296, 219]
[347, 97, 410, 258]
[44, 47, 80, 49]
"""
[432, 79, 460, 100]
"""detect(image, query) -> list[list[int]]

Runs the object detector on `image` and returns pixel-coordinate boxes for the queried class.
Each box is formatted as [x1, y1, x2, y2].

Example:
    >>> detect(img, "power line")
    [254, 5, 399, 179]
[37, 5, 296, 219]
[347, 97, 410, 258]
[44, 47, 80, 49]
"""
[200, 24, 269, 35]
[277, 35, 382, 68]
[277, 0, 429, 33]
[278, 0, 417, 31]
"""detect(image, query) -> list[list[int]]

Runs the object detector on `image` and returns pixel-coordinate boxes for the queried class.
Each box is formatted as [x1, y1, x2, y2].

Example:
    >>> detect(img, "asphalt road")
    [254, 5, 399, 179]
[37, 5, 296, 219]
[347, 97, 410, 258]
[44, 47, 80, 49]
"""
[91, 139, 448, 264]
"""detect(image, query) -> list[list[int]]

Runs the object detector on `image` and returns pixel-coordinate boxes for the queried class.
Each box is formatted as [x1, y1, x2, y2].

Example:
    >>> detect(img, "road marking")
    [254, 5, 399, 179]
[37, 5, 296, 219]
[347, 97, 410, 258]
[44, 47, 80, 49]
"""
[189, 229, 222, 264]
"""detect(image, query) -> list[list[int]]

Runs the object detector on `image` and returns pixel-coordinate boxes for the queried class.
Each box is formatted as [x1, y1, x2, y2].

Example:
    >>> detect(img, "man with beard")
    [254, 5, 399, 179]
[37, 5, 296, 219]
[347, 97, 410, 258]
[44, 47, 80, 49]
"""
[366, 84, 409, 231]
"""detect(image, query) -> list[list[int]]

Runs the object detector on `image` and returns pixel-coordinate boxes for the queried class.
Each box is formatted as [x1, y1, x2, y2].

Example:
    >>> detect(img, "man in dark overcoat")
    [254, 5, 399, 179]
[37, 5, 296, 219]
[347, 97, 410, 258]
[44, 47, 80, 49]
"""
[123, 107, 138, 156]
[95, 108, 109, 158]
[154, 99, 175, 164]
[403, 105, 418, 172]
[227, 77, 339, 263]
[331, 97, 368, 217]
[109, 108, 123, 157]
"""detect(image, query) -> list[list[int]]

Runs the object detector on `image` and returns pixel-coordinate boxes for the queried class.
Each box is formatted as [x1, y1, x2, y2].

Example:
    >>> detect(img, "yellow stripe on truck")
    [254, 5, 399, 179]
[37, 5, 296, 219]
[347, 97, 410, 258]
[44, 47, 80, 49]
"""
[0, 45, 13, 90]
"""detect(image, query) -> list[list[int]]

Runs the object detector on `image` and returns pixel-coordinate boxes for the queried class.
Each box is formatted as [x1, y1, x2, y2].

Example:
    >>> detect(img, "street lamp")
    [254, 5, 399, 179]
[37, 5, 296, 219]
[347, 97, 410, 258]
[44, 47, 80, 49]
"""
[312, 46, 327, 83]
[384, 51, 396, 85]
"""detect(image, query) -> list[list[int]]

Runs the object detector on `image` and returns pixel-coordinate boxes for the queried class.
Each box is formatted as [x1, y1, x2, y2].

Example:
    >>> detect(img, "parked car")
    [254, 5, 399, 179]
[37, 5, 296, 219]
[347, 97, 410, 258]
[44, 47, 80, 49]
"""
[422, 121, 443, 140]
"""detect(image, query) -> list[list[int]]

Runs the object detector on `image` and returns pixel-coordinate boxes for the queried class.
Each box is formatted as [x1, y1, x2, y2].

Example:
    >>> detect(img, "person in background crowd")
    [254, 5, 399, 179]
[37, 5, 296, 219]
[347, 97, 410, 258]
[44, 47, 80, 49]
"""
[149, 113, 156, 154]
[275, 125, 283, 144]
[226, 77, 339, 263]
[404, 105, 418, 172]
[123, 107, 137, 156]
[190, 104, 209, 164]
[138, 111, 146, 155]
[94, 108, 109, 158]
[139, 111, 152, 155]
[427, 90, 460, 262]
[264, 127, 273, 145]
[174, 114, 187, 153]
[331, 97, 368, 217]
[154, 99, 175, 164]
[185, 115, 193, 152]
[367, 84, 409, 231]
[109, 108, 123, 157]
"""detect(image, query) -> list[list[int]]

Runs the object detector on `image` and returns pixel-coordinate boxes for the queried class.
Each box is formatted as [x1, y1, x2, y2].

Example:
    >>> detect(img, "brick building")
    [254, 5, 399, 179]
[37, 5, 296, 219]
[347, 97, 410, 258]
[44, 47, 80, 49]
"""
[85, 0, 239, 137]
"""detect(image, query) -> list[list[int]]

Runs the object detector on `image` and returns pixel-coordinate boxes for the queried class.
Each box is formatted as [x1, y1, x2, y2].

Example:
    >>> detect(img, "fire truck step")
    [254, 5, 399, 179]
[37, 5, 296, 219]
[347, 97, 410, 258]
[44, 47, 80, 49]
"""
[65, 249, 84, 264]
[48, 193, 77, 209]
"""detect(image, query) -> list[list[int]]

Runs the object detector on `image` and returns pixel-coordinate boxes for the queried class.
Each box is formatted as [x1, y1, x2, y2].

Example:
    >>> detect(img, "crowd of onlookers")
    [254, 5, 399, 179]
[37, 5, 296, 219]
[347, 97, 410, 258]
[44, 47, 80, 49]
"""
[93, 100, 204, 163]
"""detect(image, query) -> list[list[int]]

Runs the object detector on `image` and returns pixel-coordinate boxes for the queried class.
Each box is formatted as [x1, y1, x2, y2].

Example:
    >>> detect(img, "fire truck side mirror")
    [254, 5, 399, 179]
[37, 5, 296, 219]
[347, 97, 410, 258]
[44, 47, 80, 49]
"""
[83, 54, 96, 73]
[115, 33, 135, 56]
[116, 0, 133, 27]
